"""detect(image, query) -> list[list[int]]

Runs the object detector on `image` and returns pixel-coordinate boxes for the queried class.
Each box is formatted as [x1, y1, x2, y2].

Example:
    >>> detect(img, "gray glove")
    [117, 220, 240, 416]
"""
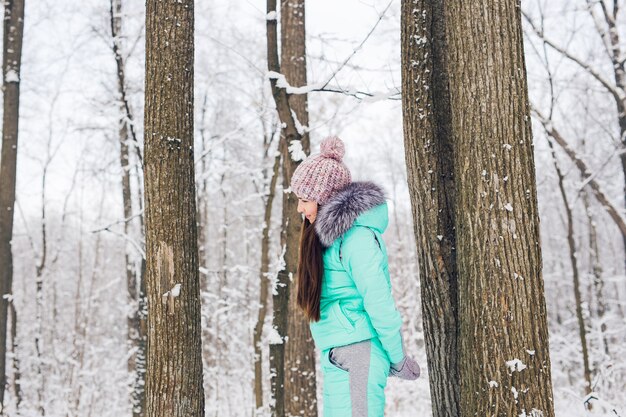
[389, 355, 420, 380]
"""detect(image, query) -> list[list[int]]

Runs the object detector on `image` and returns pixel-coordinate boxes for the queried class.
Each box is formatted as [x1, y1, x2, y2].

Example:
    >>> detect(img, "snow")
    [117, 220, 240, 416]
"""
[504, 203, 513, 212]
[5, 69, 19, 83]
[412, 34, 427, 46]
[162, 283, 181, 298]
[506, 358, 527, 372]
[267, 325, 283, 344]
[267, 70, 325, 95]
[288, 139, 306, 162]
[290, 109, 308, 135]
[518, 409, 544, 417]
[266, 11, 277, 21]
[6, 1, 626, 416]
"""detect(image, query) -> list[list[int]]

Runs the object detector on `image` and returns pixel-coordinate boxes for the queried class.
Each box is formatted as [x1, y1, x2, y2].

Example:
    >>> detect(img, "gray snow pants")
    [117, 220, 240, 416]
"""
[323, 337, 390, 416]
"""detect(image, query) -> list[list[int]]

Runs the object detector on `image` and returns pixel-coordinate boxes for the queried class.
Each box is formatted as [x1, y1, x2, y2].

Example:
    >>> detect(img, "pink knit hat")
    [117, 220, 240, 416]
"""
[290, 136, 352, 205]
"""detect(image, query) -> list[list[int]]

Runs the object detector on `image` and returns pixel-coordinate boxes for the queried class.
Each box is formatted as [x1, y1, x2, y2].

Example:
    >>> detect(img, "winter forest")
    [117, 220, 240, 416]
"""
[0, 0, 624, 416]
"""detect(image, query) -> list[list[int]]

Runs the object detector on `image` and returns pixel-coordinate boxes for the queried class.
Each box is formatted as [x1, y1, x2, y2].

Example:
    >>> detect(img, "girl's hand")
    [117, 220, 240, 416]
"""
[389, 355, 420, 380]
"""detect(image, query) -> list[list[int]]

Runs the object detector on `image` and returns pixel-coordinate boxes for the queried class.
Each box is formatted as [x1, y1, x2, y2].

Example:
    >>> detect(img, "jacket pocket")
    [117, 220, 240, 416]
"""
[328, 348, 350, 373]
[331, 301, 355, 333]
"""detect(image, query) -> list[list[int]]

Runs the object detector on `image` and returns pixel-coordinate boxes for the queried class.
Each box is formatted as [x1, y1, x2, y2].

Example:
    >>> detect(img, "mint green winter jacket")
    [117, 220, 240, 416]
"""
[310, 181, 405, 364]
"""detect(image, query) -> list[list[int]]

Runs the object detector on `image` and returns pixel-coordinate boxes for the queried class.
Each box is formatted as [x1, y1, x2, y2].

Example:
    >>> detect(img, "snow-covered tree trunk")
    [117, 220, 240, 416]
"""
[253, 135, 280, 412]
[280, 1, 318, 416]
[109, 0, 146, 414]
[547, 138, 593, 401]
[143, 0, 205, 415]
[0, 0, 25, 412]
[265, 0, 306, 415]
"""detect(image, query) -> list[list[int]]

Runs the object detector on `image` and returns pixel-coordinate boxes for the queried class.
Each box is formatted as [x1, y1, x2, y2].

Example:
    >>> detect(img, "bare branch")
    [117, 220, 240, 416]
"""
[109, 0, 143, 168]
[585, 0, 615, 60]
[598, 0, 616, 26]
[313, 87, 401, 101]
[320, 0, 394, 90]
[532, 106, 626, 238]
[522, 11, 624, 104]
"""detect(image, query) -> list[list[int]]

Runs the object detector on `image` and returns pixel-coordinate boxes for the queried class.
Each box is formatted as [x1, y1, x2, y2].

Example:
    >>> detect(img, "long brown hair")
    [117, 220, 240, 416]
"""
[296, 217, 324, 322]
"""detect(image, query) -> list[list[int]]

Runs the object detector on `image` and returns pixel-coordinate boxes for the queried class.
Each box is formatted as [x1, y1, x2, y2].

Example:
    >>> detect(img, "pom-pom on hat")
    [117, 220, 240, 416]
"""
[290, 136, 352, 205]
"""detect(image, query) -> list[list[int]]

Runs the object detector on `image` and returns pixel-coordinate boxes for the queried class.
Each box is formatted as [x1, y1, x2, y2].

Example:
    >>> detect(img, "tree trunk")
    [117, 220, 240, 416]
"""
[254, 149, 280, 412]
[0, 0, 25, 412]
[109, 0, 146, 414]
[524, 3, 626, 271]
[265, 0, 306, 415]
[582, 188, 610, 358]
[448, 2, 555, 415]
[533, 109, 626, 238]
[596, 0, 626, 273]
[547, 138, 592, 401]
[280, 1, 318, 416]
[143, 0, 204, 415]
[402, 1, 556, 415]
[401, 1, 460, 416]
[9, 302, 21, 412]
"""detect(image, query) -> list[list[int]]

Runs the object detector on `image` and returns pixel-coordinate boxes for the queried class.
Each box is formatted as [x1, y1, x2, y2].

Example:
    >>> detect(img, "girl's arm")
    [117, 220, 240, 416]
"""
[341, 226, 405, 364]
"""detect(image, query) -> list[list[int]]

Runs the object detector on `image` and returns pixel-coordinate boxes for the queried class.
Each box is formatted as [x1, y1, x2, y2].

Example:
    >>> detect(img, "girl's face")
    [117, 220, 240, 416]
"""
[297, 198, 318, 223]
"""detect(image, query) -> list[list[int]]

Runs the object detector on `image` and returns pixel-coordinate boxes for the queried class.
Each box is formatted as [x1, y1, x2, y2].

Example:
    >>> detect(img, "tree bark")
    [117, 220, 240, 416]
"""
[265, 1, 306, 416]
[402, 1, 556, 415]
[254, 148, 280, 412]
[143, 0, 204, 415]
[9, 302, 21, 412]
[0, 0, 25, 412]
[447, 2, 555, 415]
[280, 1, 318, 416]
[401, 1, 460, 416]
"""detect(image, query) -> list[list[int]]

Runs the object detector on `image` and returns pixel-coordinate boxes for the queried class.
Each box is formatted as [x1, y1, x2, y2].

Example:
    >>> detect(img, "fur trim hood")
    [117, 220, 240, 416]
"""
[314, 181, 388, 248]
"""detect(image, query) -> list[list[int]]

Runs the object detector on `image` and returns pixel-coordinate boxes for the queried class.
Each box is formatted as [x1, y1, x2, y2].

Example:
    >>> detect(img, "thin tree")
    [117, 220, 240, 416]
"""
[546, 138, 593, 401]
[523, 1, 626, 266]
[109, 0, 146, 414]
[280, 1, 318, 416]
[253, 127, 280, 412]
[265, 1, 307, 416]
[402, 1, 556, 415]
[143, 0, 204, 415]
[0, 0, 25, 412]
[532, 109, 626, 237]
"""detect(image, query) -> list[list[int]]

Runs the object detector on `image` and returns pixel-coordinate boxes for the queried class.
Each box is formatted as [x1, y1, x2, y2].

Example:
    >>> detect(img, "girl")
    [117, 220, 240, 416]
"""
[291, 136, 420, 417]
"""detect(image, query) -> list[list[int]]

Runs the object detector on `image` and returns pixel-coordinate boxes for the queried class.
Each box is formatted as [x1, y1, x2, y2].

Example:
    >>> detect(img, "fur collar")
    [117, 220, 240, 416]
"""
[314, 181, 387, 248]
